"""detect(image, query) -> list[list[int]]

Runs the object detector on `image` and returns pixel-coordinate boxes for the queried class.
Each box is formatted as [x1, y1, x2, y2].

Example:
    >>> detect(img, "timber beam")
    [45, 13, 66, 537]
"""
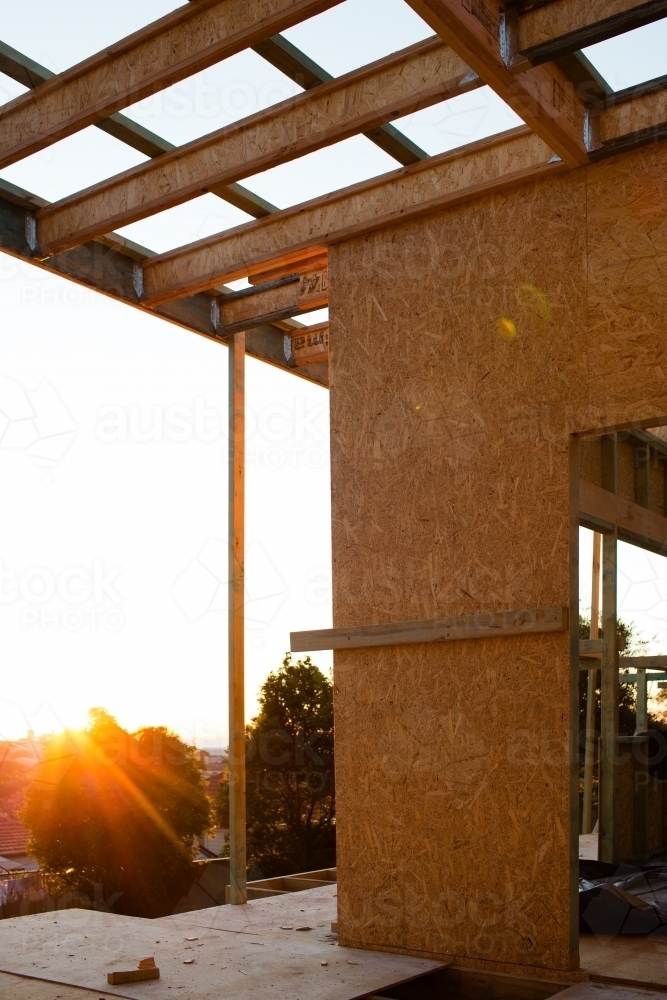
[140, 127, 563, 305]
[248, 249, 328, 285]
[592, 76, 667, 158]
[252, 33, 430, 166]
[0, 39, 276, 220]
[0, 0, 345, 168]
[579, 479, 667, 554]
[0, 180, 327, 387]
[403, 0, 591, 166]
[288, 323, 330, 367]
[215, 268, 328, 334]
[513, 0, 667, 69]
[35, 39, 478, 256]
[291, 606, 567, 652]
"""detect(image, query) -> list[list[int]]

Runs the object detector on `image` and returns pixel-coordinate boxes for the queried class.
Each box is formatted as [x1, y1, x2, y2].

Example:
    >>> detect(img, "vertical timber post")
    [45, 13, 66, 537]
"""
[636, 669, 648, 733]
[582, 532, 601, 835]
[599, 434, 618, 864]
[228, 329, 247, 905]
[599, 529, 619, 863]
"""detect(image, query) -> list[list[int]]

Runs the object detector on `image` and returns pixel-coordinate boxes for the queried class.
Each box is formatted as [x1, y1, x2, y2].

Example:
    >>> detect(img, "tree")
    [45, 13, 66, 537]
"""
[578, 615, 662, 746]
[22, 708, 210, 917]
[217, 654, 335, 878]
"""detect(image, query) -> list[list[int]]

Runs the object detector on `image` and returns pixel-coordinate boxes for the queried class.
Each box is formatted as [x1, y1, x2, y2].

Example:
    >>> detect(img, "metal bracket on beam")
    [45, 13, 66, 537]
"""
[24, 211, 38, 253]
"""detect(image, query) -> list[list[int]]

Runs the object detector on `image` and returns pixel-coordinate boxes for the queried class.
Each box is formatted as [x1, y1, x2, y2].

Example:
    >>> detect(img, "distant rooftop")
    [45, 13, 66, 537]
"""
[0, 815, 30, 858]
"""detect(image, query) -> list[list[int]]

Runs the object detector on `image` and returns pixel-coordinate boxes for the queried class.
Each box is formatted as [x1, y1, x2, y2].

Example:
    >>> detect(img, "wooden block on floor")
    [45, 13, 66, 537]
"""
[107, 966, 160, 984]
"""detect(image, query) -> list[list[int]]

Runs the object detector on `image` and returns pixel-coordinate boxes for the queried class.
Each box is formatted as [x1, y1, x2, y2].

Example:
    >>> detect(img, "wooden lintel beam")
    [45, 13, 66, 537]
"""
[592, 77, 667, 158]
[0, 180, 327, 387]
[216, 268, 328, 334]
[141, 127, 563, 305]
[516, 0, 667, 68]
[403, 0, 590, 166]
[291, 606, 567, 652]
[36, 39, 477, 256]
[579, 479, 667, 554]
[0, 0, 345, 168]
[579, 637, 626, 659]
[621, 656, 667, 669]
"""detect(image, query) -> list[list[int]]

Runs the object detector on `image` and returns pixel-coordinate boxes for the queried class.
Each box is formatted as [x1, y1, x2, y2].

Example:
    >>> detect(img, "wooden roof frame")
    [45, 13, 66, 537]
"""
[2, 0, 667, 385]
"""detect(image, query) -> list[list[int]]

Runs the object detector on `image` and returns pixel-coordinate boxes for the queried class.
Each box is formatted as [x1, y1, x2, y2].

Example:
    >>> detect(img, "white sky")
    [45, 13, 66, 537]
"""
[0, 2, 666, 743]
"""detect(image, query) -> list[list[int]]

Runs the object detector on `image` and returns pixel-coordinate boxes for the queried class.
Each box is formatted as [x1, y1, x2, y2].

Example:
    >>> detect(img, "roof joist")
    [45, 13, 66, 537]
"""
[513, 0, 667, 69]
[0, 39, 277, 220]
[35, 39, 477, 257]
[594, 75, 667, 155]
[216, 268, 328, 335]
[0, 179, 327, 387]
[140, 127, 562, 305]
[0, 0, 345, 169]
[251, 33, 430, 165]
[403, 0, 591, 166]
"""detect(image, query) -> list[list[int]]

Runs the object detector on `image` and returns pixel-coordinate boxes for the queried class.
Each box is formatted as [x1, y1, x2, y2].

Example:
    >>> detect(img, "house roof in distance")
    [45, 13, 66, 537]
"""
[0, 815, 30, 857]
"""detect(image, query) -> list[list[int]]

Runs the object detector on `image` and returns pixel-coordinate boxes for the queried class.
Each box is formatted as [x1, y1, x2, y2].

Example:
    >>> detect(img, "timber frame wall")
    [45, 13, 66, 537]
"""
[4, 0, 667, 978]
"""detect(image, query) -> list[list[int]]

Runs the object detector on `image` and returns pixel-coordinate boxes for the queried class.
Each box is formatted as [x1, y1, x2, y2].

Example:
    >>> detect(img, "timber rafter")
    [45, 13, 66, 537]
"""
[0, 179, 328, 387]
[0, 0, 346, 168]
[35, 38, 477, 257]
[2, 0, 667, 382]
[139, 127, 562, 305]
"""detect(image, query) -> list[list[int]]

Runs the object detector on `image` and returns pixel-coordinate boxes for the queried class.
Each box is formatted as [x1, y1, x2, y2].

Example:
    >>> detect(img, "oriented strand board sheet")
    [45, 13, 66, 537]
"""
[327, 142, 667, 975]
[0, 971, 119, 998]
[558, 986, 667, 1000]
[0, 886, 442, 1000]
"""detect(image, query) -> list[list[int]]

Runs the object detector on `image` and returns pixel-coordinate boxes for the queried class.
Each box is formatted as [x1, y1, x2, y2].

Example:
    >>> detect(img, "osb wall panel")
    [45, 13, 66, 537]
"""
[328, 142, 667, 974]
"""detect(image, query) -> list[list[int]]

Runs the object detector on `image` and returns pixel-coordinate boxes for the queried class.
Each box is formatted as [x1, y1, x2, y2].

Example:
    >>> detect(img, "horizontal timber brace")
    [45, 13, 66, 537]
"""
[619, 672, 667, 682]
[0, 0, 346, 168]
[35, 38, 478, 256]
[592, 76, 667, 157]
[513, 0, 667, 69]
[290, 605, 567, 652]
[580, 655, 667, 672]
[579, 479, 667, 554]
[579, 638, 627, 659]
[0, 181, 328, 388]
[215, 268, 328, 334]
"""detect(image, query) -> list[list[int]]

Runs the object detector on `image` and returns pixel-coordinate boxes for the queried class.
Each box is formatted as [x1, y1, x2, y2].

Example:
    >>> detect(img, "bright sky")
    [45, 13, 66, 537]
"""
[1, 2, 667, 743]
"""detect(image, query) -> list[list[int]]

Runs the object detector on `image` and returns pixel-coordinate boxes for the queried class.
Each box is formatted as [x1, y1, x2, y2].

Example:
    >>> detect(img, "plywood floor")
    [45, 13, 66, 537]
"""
[0, 885, 442, 1000]
[581, 933, 667, 990]
[0, 971, 120, 998]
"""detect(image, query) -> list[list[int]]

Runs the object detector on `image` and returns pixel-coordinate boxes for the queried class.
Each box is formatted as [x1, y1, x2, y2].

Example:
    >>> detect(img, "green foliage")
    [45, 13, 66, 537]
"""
[22, 708, 210, 917]
[578, 616, 664, 755]
[217, 654, 335, 878]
